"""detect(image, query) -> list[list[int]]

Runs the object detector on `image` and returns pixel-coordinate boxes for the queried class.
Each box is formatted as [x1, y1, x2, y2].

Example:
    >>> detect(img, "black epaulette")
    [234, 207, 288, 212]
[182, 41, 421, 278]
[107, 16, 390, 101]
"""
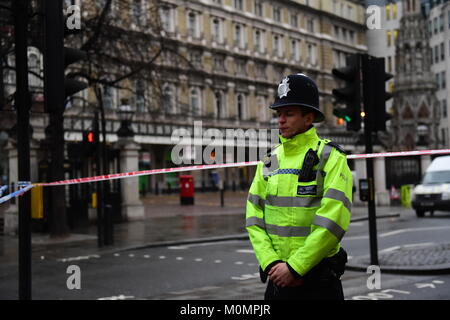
[326, 141, 346, 154]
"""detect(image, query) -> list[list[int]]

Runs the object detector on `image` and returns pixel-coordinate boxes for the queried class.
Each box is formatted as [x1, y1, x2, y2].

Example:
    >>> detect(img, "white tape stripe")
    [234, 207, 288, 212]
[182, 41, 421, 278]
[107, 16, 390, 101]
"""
[346, 149, 450, 159]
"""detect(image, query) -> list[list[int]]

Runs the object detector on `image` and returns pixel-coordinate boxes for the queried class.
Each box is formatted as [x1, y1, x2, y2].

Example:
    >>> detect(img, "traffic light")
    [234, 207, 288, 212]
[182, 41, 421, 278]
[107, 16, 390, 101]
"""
[43, 0, 87, 113]
[371, 57, 393, 132]
[83, 130, 97, 156]
[332, 54, 362, 132]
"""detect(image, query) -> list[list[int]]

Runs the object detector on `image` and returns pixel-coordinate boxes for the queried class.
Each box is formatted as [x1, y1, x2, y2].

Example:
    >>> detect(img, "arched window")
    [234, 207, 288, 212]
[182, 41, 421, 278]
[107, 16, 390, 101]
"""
[190, 87, 201, 116]
[215, 91, 223, 119]
[135, 79, 146, 112]
[103, 86, 114, 109]
[163, 84, 175, 114]
[236, 93, 245, 120]
[28, 50, 41, 88]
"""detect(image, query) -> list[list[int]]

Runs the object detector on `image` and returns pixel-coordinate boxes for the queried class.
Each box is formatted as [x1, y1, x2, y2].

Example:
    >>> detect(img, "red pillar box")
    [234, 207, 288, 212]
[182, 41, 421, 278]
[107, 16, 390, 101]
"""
[179, 175, 194, 205]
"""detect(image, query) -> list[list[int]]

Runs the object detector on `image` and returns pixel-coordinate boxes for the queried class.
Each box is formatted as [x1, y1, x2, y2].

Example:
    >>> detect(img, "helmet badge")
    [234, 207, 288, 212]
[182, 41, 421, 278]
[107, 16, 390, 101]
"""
[278, 77, 290, 99]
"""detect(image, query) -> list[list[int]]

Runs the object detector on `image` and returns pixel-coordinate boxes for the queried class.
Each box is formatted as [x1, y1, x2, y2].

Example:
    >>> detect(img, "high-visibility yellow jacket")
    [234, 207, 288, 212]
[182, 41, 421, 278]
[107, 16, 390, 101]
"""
[246, 126, 352, 277]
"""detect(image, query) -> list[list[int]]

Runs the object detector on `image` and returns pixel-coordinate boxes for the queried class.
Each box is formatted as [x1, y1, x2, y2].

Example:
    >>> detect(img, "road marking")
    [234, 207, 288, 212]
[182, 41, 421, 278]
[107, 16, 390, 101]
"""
[346, 226, 450, 240]
[129, 254, 135, 258]
[379, 246, 401, 253]
[176, 257, 184, 261]
[58, 254, 100, 262]
[159, 255, 166, 259]
[235, 261, 244, 265]
[236, 249, 254, 254]
[113, 253, 120, 257]
[168, 246, 188, 250]
[403, 242, 435, 248]
[98, 294, 135, 300]
[231, 273, 259, 281]
[143, 255, 150, 258]
[214, 260, 222, 263]
[194, 258, 203, 262]
[415, 283, 435, 289]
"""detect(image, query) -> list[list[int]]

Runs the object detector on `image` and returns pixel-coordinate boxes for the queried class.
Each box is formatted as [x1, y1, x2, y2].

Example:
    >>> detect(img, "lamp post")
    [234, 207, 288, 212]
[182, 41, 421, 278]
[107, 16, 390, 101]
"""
[117, 99, 135, 138]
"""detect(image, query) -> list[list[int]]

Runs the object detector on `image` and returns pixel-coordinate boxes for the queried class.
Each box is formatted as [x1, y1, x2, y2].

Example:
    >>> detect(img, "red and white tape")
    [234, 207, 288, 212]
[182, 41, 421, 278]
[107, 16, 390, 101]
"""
[1, 148, 450, 204]
[36, 148, 450, 187]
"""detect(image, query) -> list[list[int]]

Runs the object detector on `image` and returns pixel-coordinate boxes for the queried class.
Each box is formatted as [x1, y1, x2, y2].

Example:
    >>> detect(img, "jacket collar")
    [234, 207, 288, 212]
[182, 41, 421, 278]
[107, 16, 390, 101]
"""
[279, 126, 319, 155]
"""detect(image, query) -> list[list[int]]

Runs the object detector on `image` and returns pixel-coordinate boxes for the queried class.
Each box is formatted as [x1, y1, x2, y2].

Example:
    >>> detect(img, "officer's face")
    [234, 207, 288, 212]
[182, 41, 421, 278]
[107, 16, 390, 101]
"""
[276, 106, 315, 138]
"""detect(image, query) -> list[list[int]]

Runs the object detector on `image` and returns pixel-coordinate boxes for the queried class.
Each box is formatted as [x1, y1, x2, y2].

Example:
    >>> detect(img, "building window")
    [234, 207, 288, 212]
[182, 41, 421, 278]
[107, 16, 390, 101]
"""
[236, 93, 245, 120]
[440, 13, 444, 32]
[434, 17, 438, 35]
[442, 71, 446, 89]
[254, 29, 263, 53]
[386, 30, 391, 46]
[234, 23, 245, 48]
[254, 0, 263, 16]
[211, 17, 223, 43]
[273, 6, 281, 22]
[28, 51, 41, 88]
[187, 12, 199, 38]
[448, 10, 450, 29]
[443, 100, 448, 118]
[190, 88, 201, 116]
[435, 45, 440, 64]
[392, 3, 397, 19]
[347, 5, 352, 19]
[131, 0, 143, 26]
[103, 86, 115, 109]
[215, 91, 224, 118]
[273, 34, 282, 57]
[214, 54, 226, 72]
[334, 25, 340, 38]
[290, 13, 298, 28]
[163, 84, 176, 114]
[307, 43, 316, 65]
[234, 0, 243, 10]
[441, 42, 445, 61]
[160, 5, 174, 32]
[307, 18, 314, 33]
[212, 0, 222, 4]
[255, 62, 266, 78]
[386, 4, 391, 20]
[235, 58, 246, 75]
[135, 79, 146, 113]
[291, 39, 300, 61]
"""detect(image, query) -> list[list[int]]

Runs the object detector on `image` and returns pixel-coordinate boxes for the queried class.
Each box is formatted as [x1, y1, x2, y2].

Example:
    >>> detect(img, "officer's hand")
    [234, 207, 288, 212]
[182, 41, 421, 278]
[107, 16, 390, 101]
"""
[268, 263, 303, 288]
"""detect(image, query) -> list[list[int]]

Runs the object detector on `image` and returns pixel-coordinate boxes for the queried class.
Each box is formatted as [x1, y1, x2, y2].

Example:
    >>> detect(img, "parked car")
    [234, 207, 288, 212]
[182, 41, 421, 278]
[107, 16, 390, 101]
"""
[411, 155, 450, 217]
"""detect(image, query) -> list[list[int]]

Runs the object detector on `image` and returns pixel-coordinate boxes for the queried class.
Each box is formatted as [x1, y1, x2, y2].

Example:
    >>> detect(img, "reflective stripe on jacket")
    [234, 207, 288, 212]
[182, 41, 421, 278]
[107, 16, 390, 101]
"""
[245, 126, 352, 277]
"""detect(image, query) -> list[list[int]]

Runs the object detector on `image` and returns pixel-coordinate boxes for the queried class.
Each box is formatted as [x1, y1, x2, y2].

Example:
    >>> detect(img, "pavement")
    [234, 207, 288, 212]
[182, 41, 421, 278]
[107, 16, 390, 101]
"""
[1, 190, 450, 277]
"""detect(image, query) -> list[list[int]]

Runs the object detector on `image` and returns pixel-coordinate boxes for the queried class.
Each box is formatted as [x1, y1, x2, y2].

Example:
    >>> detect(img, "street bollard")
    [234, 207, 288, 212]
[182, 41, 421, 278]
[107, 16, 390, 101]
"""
[104, 203, 114, 245]
[219, 180, 224, 207]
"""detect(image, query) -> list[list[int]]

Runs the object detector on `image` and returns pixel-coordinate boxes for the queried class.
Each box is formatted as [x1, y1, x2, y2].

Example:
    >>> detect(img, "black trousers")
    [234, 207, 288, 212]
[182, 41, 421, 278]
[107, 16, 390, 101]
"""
[264, 277, 344, 300]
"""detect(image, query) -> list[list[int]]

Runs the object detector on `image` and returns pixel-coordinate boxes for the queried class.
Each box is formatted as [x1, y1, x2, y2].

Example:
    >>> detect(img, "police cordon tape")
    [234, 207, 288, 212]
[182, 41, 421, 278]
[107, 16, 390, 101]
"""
[1, 148, 450, 205]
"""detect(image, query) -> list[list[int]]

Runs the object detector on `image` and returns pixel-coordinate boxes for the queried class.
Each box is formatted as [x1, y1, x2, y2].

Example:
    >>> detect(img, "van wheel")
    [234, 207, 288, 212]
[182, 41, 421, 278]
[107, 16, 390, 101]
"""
[416, 210, 425, 218]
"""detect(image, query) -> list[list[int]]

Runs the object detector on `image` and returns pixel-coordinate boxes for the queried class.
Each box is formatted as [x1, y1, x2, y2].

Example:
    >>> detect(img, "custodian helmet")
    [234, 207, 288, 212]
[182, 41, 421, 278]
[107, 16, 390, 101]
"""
[270, 73, 324, 123]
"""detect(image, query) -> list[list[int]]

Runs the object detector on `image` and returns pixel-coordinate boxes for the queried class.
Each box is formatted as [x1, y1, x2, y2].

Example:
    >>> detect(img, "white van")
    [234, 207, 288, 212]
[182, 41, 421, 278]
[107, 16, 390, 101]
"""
[411, 155, 450, 217]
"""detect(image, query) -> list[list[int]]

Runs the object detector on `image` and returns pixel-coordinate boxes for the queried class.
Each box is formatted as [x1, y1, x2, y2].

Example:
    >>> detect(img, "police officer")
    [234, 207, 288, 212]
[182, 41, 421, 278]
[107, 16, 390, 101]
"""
[246, 74, 352, 300]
